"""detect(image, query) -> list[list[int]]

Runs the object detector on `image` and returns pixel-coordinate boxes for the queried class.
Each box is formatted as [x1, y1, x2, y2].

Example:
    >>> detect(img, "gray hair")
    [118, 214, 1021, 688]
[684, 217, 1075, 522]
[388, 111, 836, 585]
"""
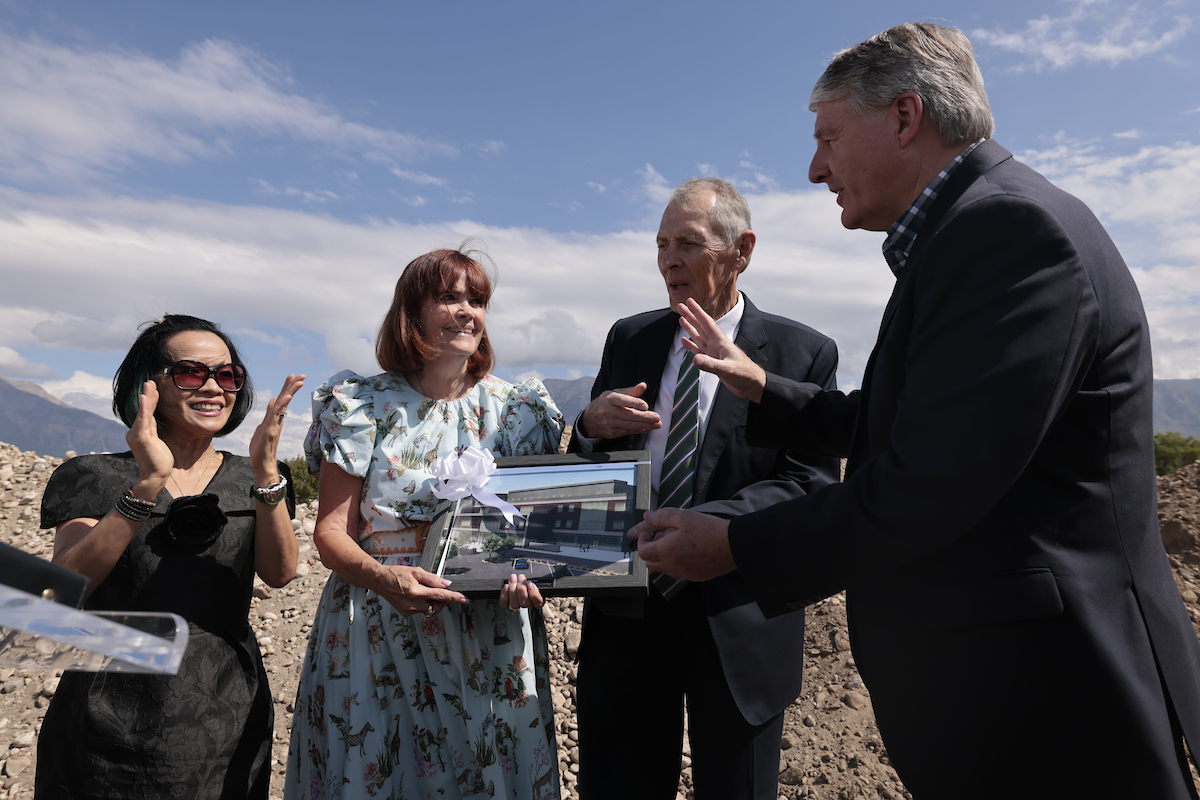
[809, 23, 994, 147]
[667, 177, 752, 248]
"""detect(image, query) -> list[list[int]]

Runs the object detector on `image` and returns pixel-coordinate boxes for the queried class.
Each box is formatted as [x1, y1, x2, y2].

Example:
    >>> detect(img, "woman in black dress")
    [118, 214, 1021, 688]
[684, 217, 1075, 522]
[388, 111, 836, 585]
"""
[36, 315, 304, 799]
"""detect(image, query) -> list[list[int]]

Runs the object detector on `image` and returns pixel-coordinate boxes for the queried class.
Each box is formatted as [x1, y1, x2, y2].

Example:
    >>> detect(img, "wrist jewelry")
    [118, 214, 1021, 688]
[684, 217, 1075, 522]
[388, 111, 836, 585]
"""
[115, 489, 155, 521]
[253, 476, 288, 505]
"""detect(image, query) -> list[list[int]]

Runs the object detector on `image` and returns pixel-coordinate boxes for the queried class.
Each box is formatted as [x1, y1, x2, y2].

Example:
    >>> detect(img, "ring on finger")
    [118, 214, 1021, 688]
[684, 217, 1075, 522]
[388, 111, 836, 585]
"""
[424, 604, 437, 617]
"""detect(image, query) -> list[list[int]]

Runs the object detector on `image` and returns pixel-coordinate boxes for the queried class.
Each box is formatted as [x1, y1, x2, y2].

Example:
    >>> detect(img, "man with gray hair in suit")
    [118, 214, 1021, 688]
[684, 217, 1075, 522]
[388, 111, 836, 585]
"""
[570, 176, 840, 799]
[633, 23, 1200, 799]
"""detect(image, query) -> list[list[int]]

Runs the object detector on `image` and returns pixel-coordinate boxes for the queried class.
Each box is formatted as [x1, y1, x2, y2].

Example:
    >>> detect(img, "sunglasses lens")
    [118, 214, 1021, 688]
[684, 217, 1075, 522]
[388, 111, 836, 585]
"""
[216, 366, 246, 391]
[168, 362, 245, 391]
[171, 362, 209, 389]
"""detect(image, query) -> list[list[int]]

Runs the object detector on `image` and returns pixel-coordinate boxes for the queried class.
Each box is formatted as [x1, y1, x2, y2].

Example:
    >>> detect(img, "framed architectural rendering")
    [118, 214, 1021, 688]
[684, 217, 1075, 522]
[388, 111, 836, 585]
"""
[420, 451, 650, 598]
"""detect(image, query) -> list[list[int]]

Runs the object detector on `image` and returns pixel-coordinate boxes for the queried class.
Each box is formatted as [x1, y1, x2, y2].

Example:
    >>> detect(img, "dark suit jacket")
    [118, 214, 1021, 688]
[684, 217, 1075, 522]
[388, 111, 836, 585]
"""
[730, 140, 1200, 796]
[569, 293, 839, 725]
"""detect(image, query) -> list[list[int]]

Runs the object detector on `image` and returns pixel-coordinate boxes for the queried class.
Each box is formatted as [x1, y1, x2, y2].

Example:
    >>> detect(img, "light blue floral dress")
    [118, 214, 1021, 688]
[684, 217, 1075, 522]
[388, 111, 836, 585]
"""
[285, 370, 564, 800]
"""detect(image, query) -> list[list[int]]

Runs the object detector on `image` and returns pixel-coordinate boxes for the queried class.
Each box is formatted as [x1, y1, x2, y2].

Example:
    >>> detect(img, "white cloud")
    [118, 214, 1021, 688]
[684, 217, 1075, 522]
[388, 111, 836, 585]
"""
[0, 32, 456, 183]
[403, 195, 429, 207]
[217, 394, 313, 461]
[1017, 138, 1200, 229]
[39, 370, 115, 419]
[1016, 137, 1200, 377]
[31, 314, 140, 352]
[41, 370, 111, 398]
[585, 182, 606, 193]
[0, 178, 900, 397]
[286, 187, 338, 204]
[228, 327, 319, 369]
[481, 141, 506, 156]
[1114, 129, 1143, 139]
[18, 143, 1199, 398]
[972, 0, 1191, 71]
[389, 168, 448, 186]
[0, 346, 54, 379]
[637, 163, 673, 206]
[7, 130, 1196, 391]
[0, 307, 135, 354]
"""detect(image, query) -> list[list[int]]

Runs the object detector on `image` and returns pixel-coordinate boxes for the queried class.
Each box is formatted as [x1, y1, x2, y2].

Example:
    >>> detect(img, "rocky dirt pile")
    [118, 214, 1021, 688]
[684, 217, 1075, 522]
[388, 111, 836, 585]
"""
[1157, 460, 1200, 640]
[3, 440, 1200, 799]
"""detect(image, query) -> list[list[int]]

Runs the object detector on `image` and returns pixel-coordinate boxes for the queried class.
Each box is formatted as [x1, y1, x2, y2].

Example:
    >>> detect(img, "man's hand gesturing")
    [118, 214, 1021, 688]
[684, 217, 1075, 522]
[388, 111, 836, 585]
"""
[578, 382, 662, 439]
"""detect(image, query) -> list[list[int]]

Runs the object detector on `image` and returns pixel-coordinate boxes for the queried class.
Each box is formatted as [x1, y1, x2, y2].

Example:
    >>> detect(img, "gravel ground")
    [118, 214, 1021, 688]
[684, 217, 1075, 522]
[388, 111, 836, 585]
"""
[3, 439, 1200, 799]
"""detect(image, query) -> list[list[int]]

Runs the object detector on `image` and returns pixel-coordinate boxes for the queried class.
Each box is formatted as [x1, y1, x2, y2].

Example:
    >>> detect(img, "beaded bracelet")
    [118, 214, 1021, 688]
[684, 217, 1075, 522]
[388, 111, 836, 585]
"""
[115, 490, 154, 521]
[253, 476, 288, 505]
[122, 490, 156, 511]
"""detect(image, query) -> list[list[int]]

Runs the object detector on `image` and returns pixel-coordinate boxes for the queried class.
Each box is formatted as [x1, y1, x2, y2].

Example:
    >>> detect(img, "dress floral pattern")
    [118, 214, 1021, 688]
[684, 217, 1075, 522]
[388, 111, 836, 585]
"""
[286, 370, 564, 800]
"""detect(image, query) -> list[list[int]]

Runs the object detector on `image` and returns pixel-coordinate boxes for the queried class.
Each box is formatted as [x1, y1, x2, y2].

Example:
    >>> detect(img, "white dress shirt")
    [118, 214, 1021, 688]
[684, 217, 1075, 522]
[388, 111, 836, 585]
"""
[645, 293, 745, 508]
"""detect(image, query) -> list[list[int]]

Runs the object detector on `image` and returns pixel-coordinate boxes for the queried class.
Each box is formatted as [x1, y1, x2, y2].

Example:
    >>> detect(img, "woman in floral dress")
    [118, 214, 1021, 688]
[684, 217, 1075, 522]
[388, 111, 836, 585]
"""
[286, 248, 564, 800]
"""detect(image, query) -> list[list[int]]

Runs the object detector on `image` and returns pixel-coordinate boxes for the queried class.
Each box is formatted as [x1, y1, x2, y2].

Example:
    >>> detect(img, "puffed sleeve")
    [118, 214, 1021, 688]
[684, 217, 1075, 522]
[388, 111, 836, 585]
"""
[303, 370, 378, 478]
[495, 379, 566, 457]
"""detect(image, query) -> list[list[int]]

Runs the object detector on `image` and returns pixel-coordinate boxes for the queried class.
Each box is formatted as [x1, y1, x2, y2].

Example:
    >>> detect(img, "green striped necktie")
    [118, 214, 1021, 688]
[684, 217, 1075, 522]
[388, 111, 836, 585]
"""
[652, 350, 700, 600]
[658, 350, 700, 510]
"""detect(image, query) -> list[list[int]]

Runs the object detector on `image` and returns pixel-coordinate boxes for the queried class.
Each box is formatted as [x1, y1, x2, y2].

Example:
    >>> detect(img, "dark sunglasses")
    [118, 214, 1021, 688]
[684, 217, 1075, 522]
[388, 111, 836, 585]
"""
[158, 360, 247, 392]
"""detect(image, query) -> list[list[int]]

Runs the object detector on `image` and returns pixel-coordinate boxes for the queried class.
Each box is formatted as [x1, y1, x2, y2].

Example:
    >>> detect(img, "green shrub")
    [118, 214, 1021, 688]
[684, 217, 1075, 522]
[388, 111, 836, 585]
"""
[1154, 432, 1200, 476]
[482, 534, 516, 555]
[285, 455, 320, 504]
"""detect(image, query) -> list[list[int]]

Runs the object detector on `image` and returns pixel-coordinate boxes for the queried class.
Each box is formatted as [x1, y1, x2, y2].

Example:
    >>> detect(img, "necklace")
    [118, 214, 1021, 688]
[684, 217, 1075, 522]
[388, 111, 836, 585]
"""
[168, 452, 221, 498]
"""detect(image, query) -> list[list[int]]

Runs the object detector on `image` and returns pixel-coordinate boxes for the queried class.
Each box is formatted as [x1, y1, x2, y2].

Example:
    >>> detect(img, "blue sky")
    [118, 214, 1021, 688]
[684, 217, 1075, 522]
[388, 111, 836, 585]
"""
[1, 0, 1198, 456]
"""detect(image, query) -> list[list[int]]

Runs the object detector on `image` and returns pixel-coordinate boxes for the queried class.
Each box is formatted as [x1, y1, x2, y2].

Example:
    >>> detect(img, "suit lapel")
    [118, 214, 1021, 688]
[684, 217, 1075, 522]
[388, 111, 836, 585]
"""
[869, 140, 1011, 358]
[693, 296, 762, 503]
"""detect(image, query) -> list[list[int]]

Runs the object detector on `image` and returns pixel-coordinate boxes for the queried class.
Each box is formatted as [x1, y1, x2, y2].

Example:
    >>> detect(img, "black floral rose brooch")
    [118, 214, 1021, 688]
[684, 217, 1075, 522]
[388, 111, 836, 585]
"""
[162, 493, 228, 550]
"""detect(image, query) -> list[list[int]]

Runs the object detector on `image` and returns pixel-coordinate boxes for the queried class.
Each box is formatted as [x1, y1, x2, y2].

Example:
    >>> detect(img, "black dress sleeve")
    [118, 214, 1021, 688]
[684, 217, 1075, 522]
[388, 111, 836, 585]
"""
[39, 453, 145, 528]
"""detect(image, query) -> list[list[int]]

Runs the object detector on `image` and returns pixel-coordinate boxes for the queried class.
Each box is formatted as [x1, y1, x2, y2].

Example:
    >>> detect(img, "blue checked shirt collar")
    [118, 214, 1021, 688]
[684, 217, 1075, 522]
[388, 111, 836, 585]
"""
[882, 139, 985, 276]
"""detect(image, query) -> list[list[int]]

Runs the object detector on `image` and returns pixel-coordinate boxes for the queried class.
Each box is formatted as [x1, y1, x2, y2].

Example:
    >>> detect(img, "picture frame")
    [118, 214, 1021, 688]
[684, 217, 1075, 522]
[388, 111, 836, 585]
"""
[421, 450, 651, 598]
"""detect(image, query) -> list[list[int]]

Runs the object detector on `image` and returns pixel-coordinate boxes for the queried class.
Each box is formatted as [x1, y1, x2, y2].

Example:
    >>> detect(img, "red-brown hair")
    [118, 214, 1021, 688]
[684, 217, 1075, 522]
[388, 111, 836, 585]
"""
[376, 248, 495, 381]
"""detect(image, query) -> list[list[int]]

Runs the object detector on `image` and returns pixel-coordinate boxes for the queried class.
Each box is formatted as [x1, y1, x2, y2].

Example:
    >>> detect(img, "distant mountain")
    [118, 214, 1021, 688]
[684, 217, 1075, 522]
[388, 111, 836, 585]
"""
[1, 371, 1194, 458]
[542, 377, 594, 424]
[0, 377, 129, 457]
[1155, 379, 1200, 439]
[4, 378, 65, 406]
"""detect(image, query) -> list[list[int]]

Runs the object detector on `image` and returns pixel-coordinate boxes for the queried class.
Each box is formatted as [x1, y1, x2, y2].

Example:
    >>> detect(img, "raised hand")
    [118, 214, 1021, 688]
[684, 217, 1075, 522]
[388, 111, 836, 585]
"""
[677, 299, 767, 403]
[126, 380, 174, 491]
[579, 382, 662, 439]
[249, 373, 306, 478]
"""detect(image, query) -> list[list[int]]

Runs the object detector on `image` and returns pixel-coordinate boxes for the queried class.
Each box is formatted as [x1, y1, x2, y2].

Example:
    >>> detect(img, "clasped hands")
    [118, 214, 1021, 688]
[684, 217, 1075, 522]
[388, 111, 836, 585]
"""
[628, 508, 737, 583]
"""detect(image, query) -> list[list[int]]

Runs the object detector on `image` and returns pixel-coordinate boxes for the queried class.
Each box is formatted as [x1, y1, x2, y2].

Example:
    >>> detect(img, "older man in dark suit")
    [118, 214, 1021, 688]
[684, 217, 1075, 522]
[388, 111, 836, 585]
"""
[569, 177, 839, 799]
[632, 23, 1200, 799]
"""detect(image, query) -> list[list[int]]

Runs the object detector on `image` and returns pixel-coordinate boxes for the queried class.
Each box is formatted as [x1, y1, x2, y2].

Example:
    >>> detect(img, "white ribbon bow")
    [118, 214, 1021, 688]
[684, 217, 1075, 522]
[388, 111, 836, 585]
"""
[429, 447, 525, 524]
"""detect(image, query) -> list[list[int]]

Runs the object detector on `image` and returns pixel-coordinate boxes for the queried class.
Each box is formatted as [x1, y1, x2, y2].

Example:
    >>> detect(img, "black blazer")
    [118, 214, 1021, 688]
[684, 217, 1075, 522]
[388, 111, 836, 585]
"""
[570, 294, 839, 725]
[730, 141, 1200, 796]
